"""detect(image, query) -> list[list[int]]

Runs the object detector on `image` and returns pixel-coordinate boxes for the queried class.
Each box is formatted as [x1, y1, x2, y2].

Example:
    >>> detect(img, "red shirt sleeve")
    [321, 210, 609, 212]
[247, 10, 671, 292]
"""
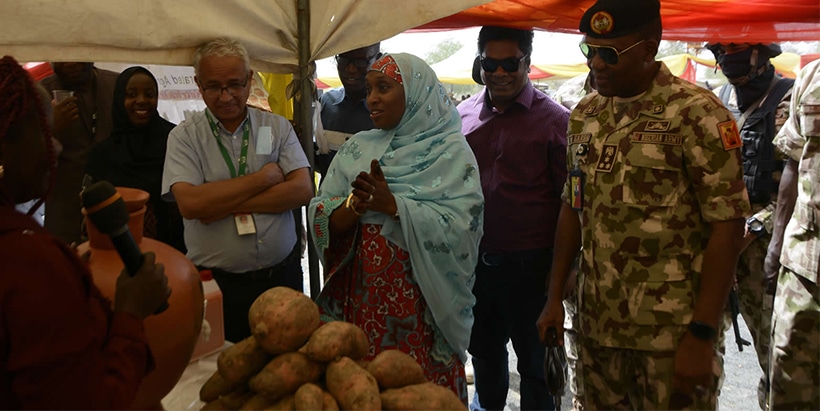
[0, 226, 154, 410]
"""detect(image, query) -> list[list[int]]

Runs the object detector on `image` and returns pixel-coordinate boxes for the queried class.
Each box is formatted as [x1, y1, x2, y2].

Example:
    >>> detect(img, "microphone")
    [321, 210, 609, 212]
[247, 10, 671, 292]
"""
[81, 180, 168, 313]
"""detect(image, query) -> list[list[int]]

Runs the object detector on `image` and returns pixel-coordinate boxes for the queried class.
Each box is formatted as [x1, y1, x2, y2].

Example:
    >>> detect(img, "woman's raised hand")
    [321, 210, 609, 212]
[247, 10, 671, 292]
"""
[351, 159, 397, 216]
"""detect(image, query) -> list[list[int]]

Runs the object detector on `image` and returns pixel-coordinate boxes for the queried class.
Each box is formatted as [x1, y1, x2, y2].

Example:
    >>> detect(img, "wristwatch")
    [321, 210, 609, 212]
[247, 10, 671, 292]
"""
[747, 216, 766, 238]
[687, 321, 717, 341]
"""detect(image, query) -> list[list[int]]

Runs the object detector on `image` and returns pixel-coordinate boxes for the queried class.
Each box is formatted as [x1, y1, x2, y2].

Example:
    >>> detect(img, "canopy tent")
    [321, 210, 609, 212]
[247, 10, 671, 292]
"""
[420, 0, 820, 43]
[6, 0, 816, 76]
[0, 0, 487, 73]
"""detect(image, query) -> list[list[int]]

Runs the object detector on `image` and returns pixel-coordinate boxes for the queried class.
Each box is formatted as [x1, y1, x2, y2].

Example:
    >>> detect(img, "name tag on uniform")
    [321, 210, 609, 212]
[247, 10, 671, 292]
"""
[235, 213, 256, 235]
[630, 133, 682, 145]
[256, 126, 272, 155]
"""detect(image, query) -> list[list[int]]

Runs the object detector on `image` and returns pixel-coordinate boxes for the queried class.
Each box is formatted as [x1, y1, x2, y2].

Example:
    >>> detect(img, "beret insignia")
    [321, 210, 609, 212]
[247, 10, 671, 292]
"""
[590, 11, 614, 35]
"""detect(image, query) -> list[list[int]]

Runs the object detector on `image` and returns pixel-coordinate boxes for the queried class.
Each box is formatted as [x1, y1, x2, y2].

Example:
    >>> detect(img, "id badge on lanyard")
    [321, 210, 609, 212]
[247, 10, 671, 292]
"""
[206, 110, 256, 235]
[235, 213, 256, 235]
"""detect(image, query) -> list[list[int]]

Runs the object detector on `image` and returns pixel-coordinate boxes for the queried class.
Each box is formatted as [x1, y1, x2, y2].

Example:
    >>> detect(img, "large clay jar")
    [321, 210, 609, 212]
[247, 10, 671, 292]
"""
[77, 186, 203, 410]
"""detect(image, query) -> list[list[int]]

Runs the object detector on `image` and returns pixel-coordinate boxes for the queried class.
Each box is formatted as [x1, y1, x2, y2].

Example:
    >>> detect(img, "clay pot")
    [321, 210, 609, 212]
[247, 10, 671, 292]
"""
[77, 186, 203, 410]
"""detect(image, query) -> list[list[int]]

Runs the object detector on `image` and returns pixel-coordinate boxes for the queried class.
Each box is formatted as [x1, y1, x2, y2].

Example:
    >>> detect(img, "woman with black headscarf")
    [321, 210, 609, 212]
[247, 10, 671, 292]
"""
[86, 66, 185, 252]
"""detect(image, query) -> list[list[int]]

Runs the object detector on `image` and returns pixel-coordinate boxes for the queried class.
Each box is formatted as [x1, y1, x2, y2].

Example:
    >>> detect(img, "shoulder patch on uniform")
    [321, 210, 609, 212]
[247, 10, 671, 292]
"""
[717, 120, 741, 150]
[568, 133, 592, 145]
[595, 144, 618, 173]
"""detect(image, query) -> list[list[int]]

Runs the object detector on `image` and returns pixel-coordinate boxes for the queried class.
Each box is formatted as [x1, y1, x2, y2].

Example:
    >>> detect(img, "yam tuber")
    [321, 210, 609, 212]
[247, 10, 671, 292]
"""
[238, 394, 274, 410]
[366, 349, 426, 389]
[325, 356, 381, 411]
[216, 336, 269, 385]
[294, 383, 324, 411]
[200, 370, 240, 403]
[322, 390, 340, 411]
[249, 351, 324, 401]
[249, 287, 321, 355]
[303, 321, 370, 362]
[218, 387, 255, 410]
[380, 382, 466, 410]
[268, 395, 295, 411]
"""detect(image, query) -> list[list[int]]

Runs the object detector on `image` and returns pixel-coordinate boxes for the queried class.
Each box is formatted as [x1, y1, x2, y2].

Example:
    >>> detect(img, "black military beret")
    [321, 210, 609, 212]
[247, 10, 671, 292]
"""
[579, 0, 661, 39]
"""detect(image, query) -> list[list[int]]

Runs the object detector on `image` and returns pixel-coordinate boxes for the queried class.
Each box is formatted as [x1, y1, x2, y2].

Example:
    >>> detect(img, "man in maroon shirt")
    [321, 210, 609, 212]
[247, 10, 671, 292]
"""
[458, 26, 569, 411]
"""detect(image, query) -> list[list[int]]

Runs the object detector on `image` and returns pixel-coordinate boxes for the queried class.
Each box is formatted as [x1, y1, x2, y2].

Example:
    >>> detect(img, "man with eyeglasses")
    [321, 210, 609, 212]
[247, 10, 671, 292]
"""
[458, 26, 569, 411]
[316, 43, 380, 177]
[161, 38, 313, 343]
[535, 0, 750, 409]
[705, 41, 793, 410]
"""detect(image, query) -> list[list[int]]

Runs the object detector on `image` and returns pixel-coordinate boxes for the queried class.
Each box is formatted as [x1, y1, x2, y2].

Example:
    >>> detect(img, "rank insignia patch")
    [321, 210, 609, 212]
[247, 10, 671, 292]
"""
[568, 133, 592, 145]
[644, 121, 670, 131]
[595, 144, 618, 172]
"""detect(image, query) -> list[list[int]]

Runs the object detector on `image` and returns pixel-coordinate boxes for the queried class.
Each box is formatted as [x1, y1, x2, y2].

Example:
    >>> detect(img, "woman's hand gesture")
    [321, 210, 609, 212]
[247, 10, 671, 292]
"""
[351, 159, 397, 217]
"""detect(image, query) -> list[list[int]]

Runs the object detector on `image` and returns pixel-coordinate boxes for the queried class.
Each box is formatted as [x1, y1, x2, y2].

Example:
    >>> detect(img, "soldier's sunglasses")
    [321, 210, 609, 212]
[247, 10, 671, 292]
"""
[579, 39, 647, 65]
[480, 54, 529, 73]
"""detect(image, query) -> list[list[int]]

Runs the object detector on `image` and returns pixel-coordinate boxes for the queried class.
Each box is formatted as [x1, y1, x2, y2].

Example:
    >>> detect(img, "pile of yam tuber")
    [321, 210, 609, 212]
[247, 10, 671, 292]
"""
[199, 287, 466, 410]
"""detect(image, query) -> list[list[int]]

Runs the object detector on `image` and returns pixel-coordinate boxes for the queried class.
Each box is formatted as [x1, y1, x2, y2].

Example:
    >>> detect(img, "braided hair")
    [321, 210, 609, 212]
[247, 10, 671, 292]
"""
[0, 56, 57, 213]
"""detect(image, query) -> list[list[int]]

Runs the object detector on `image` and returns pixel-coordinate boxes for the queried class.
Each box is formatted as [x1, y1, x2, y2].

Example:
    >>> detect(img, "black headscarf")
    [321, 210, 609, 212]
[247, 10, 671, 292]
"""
[86, 67, 185, 251]
[87, 66, 174, 201]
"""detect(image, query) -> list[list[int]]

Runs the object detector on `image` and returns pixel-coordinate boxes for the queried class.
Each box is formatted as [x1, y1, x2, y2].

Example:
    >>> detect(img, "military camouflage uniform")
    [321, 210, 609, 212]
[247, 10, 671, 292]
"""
[715, 82, 791, 409]
[564, 63, 750, 409]
[768, 59, 820, 410]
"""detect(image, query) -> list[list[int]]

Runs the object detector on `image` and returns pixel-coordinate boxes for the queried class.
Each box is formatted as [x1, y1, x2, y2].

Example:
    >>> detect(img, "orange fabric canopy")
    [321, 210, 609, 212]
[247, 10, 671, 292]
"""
[418, 0, 820, 43]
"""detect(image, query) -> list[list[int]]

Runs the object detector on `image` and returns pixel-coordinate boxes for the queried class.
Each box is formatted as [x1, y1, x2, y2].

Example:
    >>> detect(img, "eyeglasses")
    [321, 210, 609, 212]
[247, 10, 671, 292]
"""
[335, 54, 379, 69]
[480, 54, 529, 73]
[579, 39, 647, 65]
[201, 77, 249, 98]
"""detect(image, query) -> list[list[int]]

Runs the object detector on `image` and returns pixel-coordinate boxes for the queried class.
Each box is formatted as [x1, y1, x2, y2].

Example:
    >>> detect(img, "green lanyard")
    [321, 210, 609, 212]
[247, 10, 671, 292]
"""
[205, 110, 250, 178]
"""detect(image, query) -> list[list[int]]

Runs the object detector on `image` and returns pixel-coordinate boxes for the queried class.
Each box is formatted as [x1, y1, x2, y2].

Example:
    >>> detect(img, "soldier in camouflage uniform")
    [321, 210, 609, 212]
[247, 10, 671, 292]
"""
[536, 0, 751, 409]
[705, 42, 793, 409]
[765, 58, 820, 410]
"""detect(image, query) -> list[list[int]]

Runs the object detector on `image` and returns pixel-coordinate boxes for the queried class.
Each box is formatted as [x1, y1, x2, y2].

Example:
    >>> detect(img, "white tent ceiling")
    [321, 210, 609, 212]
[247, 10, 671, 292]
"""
[0, 0, 488, 73]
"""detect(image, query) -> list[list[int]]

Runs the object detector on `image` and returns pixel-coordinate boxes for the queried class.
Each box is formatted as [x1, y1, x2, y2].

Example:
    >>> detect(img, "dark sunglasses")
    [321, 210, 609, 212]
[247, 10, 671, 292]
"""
[335, 54, 379, 69]
[480, 54, 529, 73]
[579, 39, 646, 65]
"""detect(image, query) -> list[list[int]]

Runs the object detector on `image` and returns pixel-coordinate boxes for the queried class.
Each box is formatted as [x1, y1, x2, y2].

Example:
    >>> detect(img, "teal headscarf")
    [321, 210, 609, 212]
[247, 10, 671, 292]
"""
[308, 53, 484, 358]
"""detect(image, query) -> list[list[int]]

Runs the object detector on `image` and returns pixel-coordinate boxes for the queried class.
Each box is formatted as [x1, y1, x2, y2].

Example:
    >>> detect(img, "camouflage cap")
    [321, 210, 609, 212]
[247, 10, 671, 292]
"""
[579, 0, 660, 39]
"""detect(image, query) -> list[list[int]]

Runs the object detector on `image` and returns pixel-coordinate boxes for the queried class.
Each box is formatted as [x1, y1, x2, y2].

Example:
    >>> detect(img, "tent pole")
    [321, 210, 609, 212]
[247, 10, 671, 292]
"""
[296, 0, 321, 299]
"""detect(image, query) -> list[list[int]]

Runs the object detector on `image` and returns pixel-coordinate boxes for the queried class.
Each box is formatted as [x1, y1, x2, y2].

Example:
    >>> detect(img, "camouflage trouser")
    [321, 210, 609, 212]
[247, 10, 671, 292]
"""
[576, 340, 721, 410]
[768, 268, 820, 410]
[721, 234, 774, 408]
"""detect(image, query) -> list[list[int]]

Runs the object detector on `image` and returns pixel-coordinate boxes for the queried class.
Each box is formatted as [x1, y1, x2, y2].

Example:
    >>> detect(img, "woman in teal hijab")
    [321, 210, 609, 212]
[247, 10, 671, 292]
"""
[308, 53, 484, 402]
